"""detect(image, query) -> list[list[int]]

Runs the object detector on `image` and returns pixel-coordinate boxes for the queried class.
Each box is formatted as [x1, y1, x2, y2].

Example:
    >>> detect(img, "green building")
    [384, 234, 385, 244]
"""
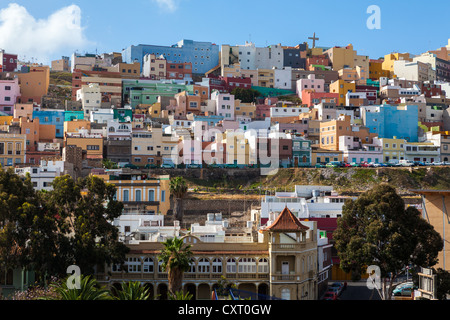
[64, 110, 85, 122]
[122, 79, 194, 109]
[292, 135, 311, 167]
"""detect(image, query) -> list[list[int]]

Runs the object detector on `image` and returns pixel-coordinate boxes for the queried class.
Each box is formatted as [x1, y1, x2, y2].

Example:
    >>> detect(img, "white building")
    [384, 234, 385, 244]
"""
[76, 83, 102, 119]
[274, 67, 292, 90]
[259, 185, 355, 221]
[15, 160, 65, 191]
[270, 105, 310, 118]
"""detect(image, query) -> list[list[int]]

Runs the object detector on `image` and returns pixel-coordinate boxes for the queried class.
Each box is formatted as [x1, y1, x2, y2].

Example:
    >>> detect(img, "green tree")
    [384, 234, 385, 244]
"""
[169, 176, 188, 223]
[158, 237, 193, 297]
[434, 268, 450, 300]
[0, 166, 51, 283]
[41, 175, 129, 277]
[112, 281, 152, 300]
[102, 159, 118, 169]
[334, 183, 443, 299]
[230, 87, 261, 103]
[41, 274, 111, 300]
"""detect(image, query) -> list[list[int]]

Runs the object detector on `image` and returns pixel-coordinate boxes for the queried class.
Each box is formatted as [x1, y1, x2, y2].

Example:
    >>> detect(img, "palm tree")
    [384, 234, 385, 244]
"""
[41, 274, 111, 300]
[158, 237, 193, 297]
[169, 176, 188, 223]
[112, 281, 152, 300]
[168, 290, 193, 300]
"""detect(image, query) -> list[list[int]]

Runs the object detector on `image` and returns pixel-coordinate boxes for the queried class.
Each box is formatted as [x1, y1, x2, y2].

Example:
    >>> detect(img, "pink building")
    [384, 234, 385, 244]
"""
[212, 90, 235, 120]
[0, 77, 21, 115]
[296, 74, 325, 99]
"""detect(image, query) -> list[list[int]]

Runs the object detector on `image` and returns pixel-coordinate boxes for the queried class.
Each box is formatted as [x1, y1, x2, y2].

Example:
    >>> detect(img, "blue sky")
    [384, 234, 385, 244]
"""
[0, 0, 449, 65]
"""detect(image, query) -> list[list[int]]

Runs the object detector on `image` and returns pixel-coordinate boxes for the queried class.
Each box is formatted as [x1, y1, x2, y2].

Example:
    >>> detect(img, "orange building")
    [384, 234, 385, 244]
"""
[64, 119, 92, 134]
[319, 115, 376, 151]
[369, 59, 390, 80]
[17, 66, 50, 104]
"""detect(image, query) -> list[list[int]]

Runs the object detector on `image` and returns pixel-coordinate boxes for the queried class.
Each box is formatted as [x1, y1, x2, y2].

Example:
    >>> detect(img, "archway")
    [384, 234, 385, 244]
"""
[197, 283, 211, 300]
[184, 283, 197, 300]
[143, 283, 155, 300]
[157, 283, 168, 300]
[238, 283, 257, 294]
[258, 283, 269, 298]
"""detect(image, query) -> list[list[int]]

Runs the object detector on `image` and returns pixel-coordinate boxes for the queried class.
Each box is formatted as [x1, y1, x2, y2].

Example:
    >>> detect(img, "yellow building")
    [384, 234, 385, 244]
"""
[311, 147, 343, 165]
[131, 127, 178, 167]
[382, 53, 412, 74]
[257, 69, 275, 88]
[329, 80, 356, 106]
[222, 130, 252, 165]
[63, 119, 91, 134]
[234, 100, 256, 120]
[376, 137, 406, 163]
[95, 207, 320, 300]
[65, 131, 103, 161]
[369, 59, 390, 80]
[0, 133, 26, 166]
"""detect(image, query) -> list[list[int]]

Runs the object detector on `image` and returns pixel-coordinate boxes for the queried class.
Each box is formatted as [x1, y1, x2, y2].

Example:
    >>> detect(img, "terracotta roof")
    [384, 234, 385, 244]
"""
[264, 207, 310, 232]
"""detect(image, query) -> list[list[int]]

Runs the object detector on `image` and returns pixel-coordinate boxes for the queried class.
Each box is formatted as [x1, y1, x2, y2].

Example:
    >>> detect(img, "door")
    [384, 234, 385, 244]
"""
[294, 156, 299, 167]
[282, 261, 289, 274]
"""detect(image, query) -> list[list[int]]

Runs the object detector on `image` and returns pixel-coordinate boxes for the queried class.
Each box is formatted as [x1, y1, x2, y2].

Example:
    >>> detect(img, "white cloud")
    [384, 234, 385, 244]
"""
[0, 3, 92, 64]
[153, 0, 179, 12]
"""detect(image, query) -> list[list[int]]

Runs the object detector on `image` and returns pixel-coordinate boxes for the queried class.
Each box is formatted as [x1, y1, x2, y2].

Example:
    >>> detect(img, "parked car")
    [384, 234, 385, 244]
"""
[388, 159, 399, 166]
[360, 162, 371, 167]
[433, 161, 444, 166]
[329, 282, 344, 295]
[370, 162, 382, 167]
[161, 163, 175, 168]
[413, 161, 425, 166]
[326, 161, 341, 168]
[145, 164, 158, 169]
[343, 162, 352, 167]
[393, 282, 416, 296]
[123, 163, 139, 169]
[315, 163, 326, 168]
[187, 163, 202, 168]
[398, 160, 414, 167]
[322, 291, 338, 300]
[350, 162, 361, 167]
[424, 161, 433, 166]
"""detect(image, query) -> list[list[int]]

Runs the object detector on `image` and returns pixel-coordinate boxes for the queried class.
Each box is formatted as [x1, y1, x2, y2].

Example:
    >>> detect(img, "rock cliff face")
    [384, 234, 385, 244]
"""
[154, 167, 450, 195]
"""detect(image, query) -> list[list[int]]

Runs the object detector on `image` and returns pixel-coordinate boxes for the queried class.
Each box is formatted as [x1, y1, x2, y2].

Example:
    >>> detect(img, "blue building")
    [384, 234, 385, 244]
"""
[361, 105, 419, 142]
[122, 39, 219, 75]
[32, 109, 65, 138]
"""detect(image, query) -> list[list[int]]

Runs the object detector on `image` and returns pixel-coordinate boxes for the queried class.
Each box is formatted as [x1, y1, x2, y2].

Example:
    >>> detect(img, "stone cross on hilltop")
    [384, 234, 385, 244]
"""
[308, 32, 319, 48]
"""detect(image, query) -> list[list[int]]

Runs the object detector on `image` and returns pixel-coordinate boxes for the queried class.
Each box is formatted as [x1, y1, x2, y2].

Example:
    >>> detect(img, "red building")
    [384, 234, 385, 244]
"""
[302, 90, 339, 107]
[72, 69, 122, 104]
[0, 50, 18, 72]
[255, 104, 271, 120]
[222, 76, 252, 91]
[421, 82, 443, 98]
[355, 85, 378, 104]
[306, 55, 330, 70]
[166, 61, 193, 80]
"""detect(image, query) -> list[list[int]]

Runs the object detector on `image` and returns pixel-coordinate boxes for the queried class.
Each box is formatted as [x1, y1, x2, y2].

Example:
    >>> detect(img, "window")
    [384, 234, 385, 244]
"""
[198, 258, 210, 273]
[161, 190, 166, 202]
[123, 190, 129, 202]
[87, 145, 100, 150]
[212, 258, 222, 273]
[148, 189, 155, 202]
[226, 258, 236, 273]
[143, 258, 154, 273]
[258, 258, 269, 273]
[127, 257, 141, 273]
[238, 258, 256, 273]
[135, 190, 142, 201]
